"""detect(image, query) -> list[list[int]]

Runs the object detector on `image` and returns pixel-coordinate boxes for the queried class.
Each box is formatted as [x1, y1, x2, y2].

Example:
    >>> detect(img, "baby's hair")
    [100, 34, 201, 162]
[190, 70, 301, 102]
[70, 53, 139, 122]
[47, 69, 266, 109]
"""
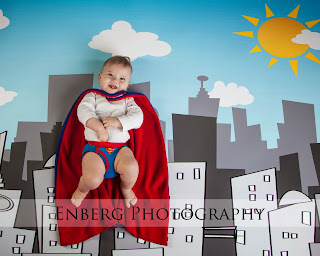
[102, 55, 132, 73]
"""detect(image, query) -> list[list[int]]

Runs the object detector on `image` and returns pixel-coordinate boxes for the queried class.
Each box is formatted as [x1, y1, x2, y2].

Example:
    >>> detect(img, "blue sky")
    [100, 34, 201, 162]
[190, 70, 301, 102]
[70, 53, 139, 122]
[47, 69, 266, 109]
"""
[0, 0, 320, 148]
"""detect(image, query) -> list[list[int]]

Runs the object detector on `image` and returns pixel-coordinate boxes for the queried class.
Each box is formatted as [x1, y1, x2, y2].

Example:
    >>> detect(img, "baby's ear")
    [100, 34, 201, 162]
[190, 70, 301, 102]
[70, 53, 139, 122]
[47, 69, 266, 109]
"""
[98, 72, 102, 82]
[127, 84, 131, 89]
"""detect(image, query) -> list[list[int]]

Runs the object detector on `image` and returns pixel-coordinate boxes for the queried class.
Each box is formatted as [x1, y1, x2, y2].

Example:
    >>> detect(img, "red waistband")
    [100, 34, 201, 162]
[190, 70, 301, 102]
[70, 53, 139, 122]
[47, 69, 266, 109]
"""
[88, 141, 127, 147]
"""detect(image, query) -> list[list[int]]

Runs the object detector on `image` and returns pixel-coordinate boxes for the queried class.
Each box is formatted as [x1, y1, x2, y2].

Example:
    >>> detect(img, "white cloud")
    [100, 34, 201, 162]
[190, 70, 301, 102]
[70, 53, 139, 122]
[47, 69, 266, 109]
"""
[0, 9, 10, 30]
[291, 29, 320, 50]
[209, 81, 254, 107]
[88, 21, 171, 61]
[0, 86, 17, 106]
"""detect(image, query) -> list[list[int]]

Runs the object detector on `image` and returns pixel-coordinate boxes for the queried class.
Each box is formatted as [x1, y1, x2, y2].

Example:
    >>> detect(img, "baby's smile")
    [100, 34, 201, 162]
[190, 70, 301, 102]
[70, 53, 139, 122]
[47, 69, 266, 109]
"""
[109, 84, 118, 90]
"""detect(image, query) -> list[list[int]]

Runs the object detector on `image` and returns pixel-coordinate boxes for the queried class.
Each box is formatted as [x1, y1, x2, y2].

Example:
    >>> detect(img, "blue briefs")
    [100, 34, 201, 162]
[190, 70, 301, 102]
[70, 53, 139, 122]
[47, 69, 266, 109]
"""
[82, 141, 127, 178]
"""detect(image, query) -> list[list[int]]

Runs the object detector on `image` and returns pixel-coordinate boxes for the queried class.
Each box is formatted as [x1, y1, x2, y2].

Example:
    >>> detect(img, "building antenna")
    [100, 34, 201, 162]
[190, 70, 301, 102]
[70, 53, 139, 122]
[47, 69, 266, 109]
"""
[197, 76, 208, 89]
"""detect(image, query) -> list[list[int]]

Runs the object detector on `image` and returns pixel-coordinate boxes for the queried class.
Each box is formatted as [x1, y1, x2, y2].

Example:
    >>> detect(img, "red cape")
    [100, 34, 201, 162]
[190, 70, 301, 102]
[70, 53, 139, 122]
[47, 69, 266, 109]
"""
[55, 89, 169, 246]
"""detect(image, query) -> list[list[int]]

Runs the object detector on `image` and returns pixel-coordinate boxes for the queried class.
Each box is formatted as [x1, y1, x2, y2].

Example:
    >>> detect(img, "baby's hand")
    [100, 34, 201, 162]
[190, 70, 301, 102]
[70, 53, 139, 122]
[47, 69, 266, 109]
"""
[96, 128, 109, 142]
[102, 117, 122, 129]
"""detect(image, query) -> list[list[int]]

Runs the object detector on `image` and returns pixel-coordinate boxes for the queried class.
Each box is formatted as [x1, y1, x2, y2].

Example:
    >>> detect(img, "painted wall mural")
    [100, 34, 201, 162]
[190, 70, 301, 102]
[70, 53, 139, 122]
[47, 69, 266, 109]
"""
[1, 0, 320, 255]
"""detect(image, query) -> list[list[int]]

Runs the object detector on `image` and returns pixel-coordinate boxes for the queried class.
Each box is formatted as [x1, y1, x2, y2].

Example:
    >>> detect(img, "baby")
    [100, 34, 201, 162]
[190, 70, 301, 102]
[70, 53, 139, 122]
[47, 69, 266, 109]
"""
[71, 56, 143, 208]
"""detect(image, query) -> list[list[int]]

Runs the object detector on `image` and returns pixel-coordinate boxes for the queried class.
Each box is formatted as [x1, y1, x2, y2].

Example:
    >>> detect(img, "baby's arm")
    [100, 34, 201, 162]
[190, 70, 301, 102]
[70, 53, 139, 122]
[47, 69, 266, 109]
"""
[107, 97, 143, 131]
[86, 117, 109, 141]
[102, 117, 122, 130]
[77, 93, 109, 141]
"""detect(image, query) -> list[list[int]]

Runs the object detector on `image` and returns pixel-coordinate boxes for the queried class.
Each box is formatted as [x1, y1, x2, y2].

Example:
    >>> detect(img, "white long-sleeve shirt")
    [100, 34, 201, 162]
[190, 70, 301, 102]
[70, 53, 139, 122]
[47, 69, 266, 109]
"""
[77, 92, 144, 142]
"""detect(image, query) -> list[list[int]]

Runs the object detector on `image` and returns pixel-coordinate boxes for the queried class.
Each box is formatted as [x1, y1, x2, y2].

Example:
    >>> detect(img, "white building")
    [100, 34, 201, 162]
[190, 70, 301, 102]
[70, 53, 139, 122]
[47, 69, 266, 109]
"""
[150, 162, 206, 256]
[33, 154, 100, 255]
[0, 189, 35, 255]
[113, 162, 206, 256]
[33, 155, 82, 254]
[231, 168, 278, 256]
[269, 190, 315, 256]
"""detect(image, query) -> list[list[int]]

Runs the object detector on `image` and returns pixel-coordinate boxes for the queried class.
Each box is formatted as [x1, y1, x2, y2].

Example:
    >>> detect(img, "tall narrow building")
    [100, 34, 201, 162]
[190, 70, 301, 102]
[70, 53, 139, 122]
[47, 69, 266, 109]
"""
[188, 76, 219, 118]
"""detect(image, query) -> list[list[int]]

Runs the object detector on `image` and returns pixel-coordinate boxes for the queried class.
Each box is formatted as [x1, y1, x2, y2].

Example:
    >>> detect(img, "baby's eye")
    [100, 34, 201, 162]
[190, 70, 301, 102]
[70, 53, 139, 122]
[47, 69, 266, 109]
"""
[107, 73, 113, 77]
[120, 77, 126, 81]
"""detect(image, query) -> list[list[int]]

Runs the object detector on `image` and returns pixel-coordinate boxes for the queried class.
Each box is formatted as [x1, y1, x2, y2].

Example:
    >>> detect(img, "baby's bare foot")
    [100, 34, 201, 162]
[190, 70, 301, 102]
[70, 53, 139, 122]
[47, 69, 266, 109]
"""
[71, 188, 88, 207]
[121, 188, 137, 208]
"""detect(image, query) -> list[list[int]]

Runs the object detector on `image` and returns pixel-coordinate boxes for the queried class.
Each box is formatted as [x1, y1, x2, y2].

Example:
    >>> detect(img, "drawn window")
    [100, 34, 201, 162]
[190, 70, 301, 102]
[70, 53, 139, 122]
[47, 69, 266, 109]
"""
[291, 233, 298, 239]
[267, 194, 274, 201]
[185, 204, 193, 210]
[248, 185, 256, 191]
[16, 235, 25, 244]
[49, 224, 57, 231]
[244, 209, 252, 214]
[117, 232, 125, 239]
[194, 168, 200, 179]
[12, 247, 20, 254]
[49, 241, 57, 246]
[173, 210, 180, 220]
[0, 230, 2, 237]
[168, 227, 174, 234]
[71, 244, 79, 249]
[249, 194, 256, 201]
[263, 250, 270, 256]
[302, 211, 311, 225]
[236, 230, 245, 245]
[282, 232, 289, 239]
[183, 209, 192, 219]
[48, 196, 55, 203]
[49, 213, 56, 220]
[186, 235, 193, 243]
[177, 172, 184, 180]
[137, 238, 146, 244]
[0, 178, 3, 183]
[281, 251, 288, 256]
[264, 175, 270, 182]
[47, 187, 55, 193]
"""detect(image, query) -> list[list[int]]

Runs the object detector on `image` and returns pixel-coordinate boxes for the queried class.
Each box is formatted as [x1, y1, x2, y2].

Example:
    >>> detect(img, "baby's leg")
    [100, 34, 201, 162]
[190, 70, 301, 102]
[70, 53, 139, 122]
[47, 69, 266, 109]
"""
[114, 147, 139, 208]
[71, 152, 105, 207]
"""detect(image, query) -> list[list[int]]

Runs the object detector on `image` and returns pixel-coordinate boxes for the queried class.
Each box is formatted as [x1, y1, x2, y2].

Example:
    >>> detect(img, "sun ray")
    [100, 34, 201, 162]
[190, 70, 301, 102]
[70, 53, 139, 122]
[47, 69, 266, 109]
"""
[287, 5, 300, 19]
[242, 15, 260, 26]
[289, 60, 298, 76]
[233, 31, 253, 38]
[268, 57, 278, 68]
[249, 45, 262, 53]
[305, 52, 320, 64]
[305, 19, 320, 28]
[265, 4, 275, 18]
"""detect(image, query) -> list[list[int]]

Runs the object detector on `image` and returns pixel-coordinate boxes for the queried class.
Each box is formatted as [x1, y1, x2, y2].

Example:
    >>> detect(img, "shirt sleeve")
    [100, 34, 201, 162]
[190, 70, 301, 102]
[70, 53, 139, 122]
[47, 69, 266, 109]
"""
[117, 97, 144, 131]
[77, 92, 98, 127]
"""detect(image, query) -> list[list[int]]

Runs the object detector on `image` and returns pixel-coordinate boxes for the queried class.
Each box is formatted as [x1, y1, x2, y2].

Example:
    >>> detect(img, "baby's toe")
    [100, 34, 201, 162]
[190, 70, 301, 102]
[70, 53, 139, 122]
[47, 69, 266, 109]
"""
[131, 197, 138, 206]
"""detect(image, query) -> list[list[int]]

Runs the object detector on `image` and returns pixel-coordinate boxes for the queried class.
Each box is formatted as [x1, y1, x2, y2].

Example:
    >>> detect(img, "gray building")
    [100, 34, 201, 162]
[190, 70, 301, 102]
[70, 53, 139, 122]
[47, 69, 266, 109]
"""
[188, 76, 219, 118]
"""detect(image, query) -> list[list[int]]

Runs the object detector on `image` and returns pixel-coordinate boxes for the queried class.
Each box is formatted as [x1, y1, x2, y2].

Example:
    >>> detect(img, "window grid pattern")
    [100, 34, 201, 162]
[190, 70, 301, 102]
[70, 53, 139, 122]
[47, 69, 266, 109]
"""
[248, 185, 256, 191]
[194, 168, 201, 179]
[16, 235, 25, 244]
[117, 232, 125, 239]
[177, 172, 184, 180]
[264, 175, 270, 182]
[12, 247, 20, 254]
[249, 194, 256, 201]
[186, 235, 193, 243]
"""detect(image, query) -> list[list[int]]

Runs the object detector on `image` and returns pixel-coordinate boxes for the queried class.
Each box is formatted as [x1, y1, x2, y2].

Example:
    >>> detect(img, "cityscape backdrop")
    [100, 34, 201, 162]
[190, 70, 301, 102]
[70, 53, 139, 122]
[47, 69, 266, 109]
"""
[1, 0, 320, 255]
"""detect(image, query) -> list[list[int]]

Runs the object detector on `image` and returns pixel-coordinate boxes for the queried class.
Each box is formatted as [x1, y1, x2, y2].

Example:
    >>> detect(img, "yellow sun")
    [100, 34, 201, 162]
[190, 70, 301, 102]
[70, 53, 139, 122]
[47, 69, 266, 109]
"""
[233, 4, 320, 76]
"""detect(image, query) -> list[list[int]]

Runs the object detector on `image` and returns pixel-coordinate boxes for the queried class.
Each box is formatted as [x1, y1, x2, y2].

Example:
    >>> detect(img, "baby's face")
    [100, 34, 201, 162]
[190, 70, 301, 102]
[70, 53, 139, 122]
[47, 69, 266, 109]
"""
[98, 63, 131, 94]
